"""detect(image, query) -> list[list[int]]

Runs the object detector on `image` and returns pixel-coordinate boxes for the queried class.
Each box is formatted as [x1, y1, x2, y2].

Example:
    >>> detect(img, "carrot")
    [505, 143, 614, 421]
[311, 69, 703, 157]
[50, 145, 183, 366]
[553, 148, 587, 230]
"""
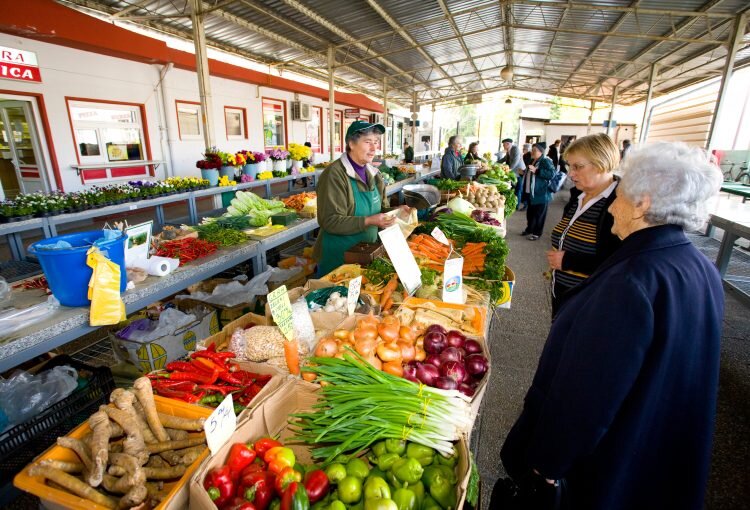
[382, 297, 394, 312]
[283, 339, 300, 375]
[380, 274, 399, 307]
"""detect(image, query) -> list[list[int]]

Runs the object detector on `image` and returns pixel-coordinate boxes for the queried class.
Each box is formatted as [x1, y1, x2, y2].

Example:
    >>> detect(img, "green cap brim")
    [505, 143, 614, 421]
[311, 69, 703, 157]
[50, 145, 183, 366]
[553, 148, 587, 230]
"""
[346, 121, 386, 138]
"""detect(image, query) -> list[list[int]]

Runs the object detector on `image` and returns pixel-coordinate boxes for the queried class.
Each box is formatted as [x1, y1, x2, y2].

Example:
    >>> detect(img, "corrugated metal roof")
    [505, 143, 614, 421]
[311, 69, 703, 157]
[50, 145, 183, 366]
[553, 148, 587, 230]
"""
[57, 0, 750, 106]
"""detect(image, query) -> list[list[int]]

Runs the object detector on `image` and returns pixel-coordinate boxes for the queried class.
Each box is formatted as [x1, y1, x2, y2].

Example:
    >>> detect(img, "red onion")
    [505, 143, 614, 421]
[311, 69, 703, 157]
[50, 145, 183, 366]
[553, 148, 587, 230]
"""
[426, 324, 447, 336]
[457, 382, 475, 397]
[464, 339, 483, 355]
[435, 376, 458, 391]
[424, 354, 443, 369]
[403, 363, 418, 380]
[416, 363, 440, 386]
[440, 346, 463, 363]
[445, 330, 466, 349]
[441, 360, 467, 383]
[423, 331, 447, 354]
[465, 354, 489, 378]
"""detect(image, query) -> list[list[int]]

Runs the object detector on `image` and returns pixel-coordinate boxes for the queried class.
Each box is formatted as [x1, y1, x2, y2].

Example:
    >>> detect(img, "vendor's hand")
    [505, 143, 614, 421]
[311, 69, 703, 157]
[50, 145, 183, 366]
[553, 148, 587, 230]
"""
[398, 205, 413, 214]
[366, 213, 396, 229]
[546, 249, 564, 270]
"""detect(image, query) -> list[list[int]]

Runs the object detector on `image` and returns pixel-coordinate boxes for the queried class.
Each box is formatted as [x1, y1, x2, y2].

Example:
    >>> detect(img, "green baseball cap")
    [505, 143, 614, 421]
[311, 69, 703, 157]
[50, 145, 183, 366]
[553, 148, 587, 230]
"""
[346, 120, 386, 138]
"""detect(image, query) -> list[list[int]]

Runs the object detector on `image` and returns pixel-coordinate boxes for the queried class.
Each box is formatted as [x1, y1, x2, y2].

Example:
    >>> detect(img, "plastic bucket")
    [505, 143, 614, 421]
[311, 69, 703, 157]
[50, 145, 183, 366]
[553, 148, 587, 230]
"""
[201, 168, 219, 186]
[28, 230, 128, 307]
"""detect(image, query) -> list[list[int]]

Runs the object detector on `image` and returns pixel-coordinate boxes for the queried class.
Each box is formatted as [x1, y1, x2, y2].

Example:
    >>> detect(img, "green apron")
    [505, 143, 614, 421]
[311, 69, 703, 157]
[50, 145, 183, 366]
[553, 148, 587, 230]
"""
[317, 177, 380, 277]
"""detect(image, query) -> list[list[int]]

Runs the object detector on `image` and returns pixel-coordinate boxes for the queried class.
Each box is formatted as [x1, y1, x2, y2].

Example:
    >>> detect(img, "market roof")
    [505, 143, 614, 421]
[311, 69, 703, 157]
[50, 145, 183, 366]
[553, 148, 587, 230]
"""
[58, 0, 750, 107]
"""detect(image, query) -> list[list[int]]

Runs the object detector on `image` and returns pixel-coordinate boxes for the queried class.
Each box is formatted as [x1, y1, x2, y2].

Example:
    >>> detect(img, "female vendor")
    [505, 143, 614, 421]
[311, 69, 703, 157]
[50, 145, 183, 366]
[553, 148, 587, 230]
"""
[314, 120, 410, 276]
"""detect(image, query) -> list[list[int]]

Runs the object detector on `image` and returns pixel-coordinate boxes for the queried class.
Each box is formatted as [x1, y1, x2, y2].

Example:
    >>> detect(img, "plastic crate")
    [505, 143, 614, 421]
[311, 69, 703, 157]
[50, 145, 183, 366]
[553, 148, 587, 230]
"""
[0, 355, 115, 485]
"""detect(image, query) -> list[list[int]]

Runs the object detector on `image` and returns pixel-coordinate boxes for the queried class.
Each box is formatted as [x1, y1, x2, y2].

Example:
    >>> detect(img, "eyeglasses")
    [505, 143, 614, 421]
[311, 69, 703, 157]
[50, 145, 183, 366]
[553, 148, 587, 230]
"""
[569, 162, 592, 172]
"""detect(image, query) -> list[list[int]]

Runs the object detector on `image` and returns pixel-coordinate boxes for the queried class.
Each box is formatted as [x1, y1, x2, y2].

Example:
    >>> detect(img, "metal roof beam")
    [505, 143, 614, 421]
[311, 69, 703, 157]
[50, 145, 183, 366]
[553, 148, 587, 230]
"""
[111, 0, 159, 19]
[436, 0, 489, 92]
[511, 1, 735, 19]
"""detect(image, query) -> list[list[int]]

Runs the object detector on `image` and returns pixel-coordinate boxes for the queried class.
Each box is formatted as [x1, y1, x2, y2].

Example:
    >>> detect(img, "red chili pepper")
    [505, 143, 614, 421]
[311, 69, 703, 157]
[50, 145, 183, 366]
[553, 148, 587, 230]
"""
[200, 384, 241, 395]
[218, 371, 245, 386]
[165, 361, 212, 374]
[157, 370, 218, 385]
[150, 380, 197, 392]
[192, 350, 236, 362]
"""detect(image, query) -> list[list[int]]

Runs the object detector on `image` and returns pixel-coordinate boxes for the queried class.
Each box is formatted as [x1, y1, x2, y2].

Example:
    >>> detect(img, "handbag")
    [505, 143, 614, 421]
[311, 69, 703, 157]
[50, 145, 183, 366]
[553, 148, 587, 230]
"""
[489, 473, 566, 510]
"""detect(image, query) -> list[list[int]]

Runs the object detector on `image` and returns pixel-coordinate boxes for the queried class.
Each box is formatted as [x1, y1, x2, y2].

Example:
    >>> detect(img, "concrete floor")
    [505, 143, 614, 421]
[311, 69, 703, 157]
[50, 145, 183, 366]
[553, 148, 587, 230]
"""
[476, 191, 750, 510]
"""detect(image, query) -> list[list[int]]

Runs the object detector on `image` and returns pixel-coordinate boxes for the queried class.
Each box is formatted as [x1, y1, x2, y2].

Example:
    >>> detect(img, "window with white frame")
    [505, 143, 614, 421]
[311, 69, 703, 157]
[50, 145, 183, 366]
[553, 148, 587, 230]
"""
[263, 99, 286, 148]
[69, 100, 146, 163]
[225, 106, 246, 139]
[176, 101, 202, 139]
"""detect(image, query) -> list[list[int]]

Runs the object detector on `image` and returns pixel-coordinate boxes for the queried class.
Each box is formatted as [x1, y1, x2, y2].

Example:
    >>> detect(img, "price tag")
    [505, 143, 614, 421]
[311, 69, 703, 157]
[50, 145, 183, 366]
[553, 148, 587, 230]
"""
[347, 276, 362, 316]
[379, 225, 422, 295]
[442, 255, 465, 304]
[267, 285, 295, 341]
[129, 204, 138, 210]
[205, 394, 237, 456]
[431, 227, 450, 246]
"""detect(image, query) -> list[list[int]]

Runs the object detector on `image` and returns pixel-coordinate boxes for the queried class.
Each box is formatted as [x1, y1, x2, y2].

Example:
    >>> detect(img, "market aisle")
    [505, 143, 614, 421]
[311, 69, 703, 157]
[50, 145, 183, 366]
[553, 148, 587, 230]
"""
[474, 191, 567, 506]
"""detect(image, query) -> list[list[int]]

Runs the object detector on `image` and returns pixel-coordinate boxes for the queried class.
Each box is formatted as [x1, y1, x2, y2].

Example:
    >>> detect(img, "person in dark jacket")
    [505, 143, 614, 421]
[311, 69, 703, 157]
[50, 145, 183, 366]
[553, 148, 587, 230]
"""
[497, 141, 724, 510]
[464, 142, 484, 163]
[547, 139, 561, 169]
[521, 142, 555, 240]
[548, 134, 621, 317]
[403, 142, 414, 163]
[441, 135, 463, 180]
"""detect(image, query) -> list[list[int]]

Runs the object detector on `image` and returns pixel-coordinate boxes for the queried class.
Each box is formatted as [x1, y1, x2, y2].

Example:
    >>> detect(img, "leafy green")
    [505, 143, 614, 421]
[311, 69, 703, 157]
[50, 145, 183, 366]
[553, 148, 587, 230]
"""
[420, 267, 439, 286]
[194, 223, 248, 246]
[466, 452, 479, 507]
[363, 257, 396, 285]
[433, 179, 467, 191]
[501, 188, 517, 219]
[225, 191, 288, 226]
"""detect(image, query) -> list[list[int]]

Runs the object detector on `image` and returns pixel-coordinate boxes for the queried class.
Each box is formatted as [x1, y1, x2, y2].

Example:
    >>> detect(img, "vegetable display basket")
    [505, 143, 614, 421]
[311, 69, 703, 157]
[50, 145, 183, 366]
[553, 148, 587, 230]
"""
[0, 355, 114, 505]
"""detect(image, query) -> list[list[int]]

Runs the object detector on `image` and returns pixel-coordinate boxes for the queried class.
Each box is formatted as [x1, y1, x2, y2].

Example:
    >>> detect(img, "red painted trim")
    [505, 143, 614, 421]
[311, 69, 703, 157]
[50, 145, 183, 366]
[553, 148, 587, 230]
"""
[262, 97, 288, 150]
[21, 171, 40, 178]
[0, 88, 63, 190]
[175, 100, 202, 141]
[224, 105, 248, 140]
[0, 0, 384, 113]
[65, 96, 154, 180]
[111, 166, 148, 178]
[82, 169, 107, 180]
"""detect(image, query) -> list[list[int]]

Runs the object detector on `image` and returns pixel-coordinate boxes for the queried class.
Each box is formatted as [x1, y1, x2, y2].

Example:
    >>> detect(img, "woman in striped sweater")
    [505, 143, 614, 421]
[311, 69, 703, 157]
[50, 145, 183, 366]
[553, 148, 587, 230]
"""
[547, 133, 622, 317]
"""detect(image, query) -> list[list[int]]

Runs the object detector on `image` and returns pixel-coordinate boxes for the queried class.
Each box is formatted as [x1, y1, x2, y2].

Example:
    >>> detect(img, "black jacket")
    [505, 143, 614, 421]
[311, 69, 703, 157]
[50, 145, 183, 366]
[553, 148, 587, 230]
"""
[404, 146, 414, 163]
[547, 144, 559, 168]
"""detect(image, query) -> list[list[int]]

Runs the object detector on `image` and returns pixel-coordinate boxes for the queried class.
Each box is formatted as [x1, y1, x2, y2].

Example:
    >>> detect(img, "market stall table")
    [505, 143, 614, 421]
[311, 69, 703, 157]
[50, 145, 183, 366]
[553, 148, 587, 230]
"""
[720, 182, 750, 203]
[707, 198, 750, 307]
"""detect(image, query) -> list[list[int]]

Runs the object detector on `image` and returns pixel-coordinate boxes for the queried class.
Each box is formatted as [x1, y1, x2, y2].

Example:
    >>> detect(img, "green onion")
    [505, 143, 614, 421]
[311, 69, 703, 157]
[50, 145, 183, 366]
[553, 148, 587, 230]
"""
[290, 353, 472, 464]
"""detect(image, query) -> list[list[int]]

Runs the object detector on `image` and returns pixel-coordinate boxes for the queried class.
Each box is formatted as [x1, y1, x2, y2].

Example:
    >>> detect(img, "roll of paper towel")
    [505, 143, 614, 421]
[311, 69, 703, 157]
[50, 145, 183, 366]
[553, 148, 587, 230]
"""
[148, 259, 172, 277]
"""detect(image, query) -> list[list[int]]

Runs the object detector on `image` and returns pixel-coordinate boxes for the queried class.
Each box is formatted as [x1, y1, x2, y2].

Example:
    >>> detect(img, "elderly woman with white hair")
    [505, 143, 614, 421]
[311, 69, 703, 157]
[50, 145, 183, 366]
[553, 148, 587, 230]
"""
[495, 142, 724, 510]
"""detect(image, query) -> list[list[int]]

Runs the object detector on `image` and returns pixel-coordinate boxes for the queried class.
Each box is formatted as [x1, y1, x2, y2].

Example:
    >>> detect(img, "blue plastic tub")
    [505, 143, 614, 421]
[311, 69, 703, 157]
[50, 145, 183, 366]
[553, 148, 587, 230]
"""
[28, 230, 128, 307]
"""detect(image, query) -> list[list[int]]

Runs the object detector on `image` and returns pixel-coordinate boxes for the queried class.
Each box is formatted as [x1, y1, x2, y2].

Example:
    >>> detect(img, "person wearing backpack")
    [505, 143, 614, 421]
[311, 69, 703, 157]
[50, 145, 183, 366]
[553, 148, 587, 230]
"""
[521, 142, 555, 240]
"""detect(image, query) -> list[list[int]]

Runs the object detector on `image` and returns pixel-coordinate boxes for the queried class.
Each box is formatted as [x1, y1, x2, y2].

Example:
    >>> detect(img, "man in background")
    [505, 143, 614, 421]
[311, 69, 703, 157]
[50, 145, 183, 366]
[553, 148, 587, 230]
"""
[547, 139, 561, 169]
[404, 141, 414, 163]
[501, 138, 526, 210]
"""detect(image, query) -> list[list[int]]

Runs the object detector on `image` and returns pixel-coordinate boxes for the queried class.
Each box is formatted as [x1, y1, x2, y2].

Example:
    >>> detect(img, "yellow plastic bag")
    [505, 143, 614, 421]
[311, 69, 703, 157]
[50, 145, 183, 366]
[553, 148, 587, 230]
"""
[86, 247, 126, 326]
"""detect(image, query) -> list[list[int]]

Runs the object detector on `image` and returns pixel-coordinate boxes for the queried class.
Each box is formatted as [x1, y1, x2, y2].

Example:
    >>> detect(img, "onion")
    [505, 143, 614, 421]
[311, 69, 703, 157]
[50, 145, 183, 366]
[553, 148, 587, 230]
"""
[424, 331, 447, 354]
[354, 325, 378, 341]
[426, 324, 447, 336]
[457, 382, 475, 397]
[435, 376, 458, 391]
[403, 363, 418, 379]
[465, 354, 489, 378]
[364, 353, 382, 370]
[464, 339, 482, 355]
[441, 360, 467, 383]
[397, 341, 416, 362]
[382, 361, 404, 378]
[399, 325, 417, 342]
[378, 322, 400, 342]
[333, 329, 350, 340]
[440, 347, 463, 363]
[355, 337, 376, 357]
[424, 353, 443, 369]
[414, 346, 427, 362]
[416, 363, 440, 386]
[377, 342, 402, 362]
[445, 330, 466, 349]
[314, 338, 338, 358]
[358, 314, 380, 328]
[302, 371, 317, 382]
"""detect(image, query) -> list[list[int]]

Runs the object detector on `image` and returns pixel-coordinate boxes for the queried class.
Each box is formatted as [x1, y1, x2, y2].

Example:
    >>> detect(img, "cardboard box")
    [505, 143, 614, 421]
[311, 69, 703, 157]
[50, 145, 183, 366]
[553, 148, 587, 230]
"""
[15, 396, 212, 510]
[198, 312, 269, 351]
[189, 380, 473, 510]
[496, 266, 516, 309]
[115, 310, 218, 372]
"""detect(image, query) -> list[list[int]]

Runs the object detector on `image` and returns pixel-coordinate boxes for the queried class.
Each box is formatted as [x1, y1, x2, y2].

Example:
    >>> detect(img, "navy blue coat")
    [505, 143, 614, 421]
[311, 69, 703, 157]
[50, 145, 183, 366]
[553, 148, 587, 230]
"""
[501, 225, 723, 510]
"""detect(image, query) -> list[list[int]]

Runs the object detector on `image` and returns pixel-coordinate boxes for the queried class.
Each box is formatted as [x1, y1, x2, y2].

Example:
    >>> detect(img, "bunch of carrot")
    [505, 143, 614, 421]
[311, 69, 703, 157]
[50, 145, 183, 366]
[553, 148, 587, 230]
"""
[408, 234, 450, 271]
[461, 242, 487, 275]
[380, 274, 399, 312]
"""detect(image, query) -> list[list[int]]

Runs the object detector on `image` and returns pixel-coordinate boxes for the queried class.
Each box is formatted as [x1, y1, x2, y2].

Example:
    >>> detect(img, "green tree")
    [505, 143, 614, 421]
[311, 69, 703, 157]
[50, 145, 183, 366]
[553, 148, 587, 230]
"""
[550, 96, 562, 120]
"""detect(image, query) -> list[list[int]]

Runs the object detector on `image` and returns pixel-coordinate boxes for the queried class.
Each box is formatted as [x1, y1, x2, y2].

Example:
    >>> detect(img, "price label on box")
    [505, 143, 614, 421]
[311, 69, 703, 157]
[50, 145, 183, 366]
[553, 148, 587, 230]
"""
[205, 394, 237, 456]
[267, 285, 295, 341]
[347, 276, 362, 316]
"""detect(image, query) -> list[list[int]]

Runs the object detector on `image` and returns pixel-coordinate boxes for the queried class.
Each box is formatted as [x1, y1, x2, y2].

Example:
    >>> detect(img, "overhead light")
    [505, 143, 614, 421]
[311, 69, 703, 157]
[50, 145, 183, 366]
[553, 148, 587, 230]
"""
[500, 66, 514, 81]
[505, 98, 512, 104]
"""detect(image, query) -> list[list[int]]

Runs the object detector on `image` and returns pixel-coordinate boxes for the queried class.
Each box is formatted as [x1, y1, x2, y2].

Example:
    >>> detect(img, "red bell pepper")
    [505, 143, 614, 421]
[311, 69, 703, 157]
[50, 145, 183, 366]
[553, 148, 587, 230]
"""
[238, 470, 276, 510]
[204, 465, 236, 508]
[227, 443, 257, 477]
[264, 447, 296, 474]
[281, 482, 309, 510]
[303, 470, 329, 504]
[274, 466, 302, 495]
[254, 438, 282, 458]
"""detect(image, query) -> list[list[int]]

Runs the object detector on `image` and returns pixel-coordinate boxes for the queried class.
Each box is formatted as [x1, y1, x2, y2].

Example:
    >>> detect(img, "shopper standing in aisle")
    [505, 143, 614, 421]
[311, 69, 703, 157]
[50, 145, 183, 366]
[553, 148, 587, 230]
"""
[521, 142, 555, 240]
[500, 138, 526, 210]
[314, 120, 408, 277]
[441, 135, 463, 179]
[496, 142, 724, 510]
[547, 134, 621, 317]
[547, 139, 561, 169]
[403, 142, 414, 163]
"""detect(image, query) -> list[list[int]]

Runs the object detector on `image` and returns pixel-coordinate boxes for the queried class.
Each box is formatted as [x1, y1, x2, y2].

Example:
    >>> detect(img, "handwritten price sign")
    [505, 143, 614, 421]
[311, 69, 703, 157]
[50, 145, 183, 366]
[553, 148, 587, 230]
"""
[347, 276, 362, 316]
[205, 394, 237, 456]
[267, 285, 295, 341]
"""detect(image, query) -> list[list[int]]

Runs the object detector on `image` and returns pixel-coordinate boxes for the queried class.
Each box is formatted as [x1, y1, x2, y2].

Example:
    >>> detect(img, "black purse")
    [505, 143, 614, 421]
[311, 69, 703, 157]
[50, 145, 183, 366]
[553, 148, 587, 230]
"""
[489, 473, 566, 510]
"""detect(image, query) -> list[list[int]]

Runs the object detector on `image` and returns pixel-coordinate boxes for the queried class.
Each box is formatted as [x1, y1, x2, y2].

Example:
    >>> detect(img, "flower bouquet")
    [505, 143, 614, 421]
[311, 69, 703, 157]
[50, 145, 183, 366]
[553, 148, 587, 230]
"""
[268, 147, 289, 174]
[197, 148, 222, 185]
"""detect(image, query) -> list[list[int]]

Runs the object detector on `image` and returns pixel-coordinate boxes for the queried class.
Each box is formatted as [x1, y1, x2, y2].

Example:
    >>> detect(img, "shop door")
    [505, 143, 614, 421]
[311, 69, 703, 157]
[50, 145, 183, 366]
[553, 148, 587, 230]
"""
[0, 100, 49, 198]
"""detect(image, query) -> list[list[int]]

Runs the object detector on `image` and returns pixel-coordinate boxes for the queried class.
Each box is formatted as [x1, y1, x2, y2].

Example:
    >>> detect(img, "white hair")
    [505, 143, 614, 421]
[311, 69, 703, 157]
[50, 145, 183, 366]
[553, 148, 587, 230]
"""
[617, 142, 722, 231]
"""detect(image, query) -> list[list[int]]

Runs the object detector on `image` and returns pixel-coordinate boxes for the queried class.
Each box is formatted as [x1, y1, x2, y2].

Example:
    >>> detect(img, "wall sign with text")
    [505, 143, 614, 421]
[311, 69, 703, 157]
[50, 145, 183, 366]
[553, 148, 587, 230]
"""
[0, 46, 41, 83]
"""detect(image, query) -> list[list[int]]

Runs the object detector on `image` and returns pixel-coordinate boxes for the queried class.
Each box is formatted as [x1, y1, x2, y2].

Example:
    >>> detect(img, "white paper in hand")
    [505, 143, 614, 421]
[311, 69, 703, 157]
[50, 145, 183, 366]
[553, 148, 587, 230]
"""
[347, 276, 362, 316]
[205, 394, 237, 456]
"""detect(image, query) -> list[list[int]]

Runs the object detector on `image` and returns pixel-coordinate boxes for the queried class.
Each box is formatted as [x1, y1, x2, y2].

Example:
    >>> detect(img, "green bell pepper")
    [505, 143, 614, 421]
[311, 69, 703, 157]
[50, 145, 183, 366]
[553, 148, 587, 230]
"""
[338, 476, 363, 504]
[364, 476, 391, 500]
[420, 467, 442, 489]
[410, 481, 425, 509]
[366, 468, 387, 484]
[371, 442, 387, 458]
[435, 447, 458, 468]
[326, 463, 348, 484]
[391, 458, 424, 485]
[347, 500, 364, 510]
[429, 480, 456, 510]
[405, 444, 434, 467]
[328, 501, 346, 510]
[347, 458, 370, 479]
[391, 487, 416, 510]
[385, 470, 402, 490]
[435, 466, 456, 485]
[377, 453, 401, 472]
[363, 499, 398, 510]
[384, 440, 407, 456]
[421, 495, 441, 510]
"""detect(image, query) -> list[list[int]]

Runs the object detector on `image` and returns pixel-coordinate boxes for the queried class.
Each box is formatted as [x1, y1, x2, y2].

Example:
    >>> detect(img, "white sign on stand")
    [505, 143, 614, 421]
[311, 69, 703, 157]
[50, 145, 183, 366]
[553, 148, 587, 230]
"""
[442, 255, 465, 304]
[347, 276, 362, 316]
[378, 225, 422, 295]
[205, 394, 237, 456]
[431, 227, 450, 246]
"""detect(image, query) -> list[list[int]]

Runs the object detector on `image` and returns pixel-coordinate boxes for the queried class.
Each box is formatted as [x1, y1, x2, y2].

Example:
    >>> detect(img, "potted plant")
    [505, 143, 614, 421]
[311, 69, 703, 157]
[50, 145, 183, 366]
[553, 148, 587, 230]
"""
[268, 147, 289, 174]
[197, 148, 222, 186]
[288, 143, 312, 176]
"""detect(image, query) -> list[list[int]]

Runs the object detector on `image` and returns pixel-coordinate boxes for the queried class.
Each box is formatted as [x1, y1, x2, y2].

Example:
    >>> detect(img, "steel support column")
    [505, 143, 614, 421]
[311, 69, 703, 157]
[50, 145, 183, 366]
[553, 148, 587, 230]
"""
[188, 0, 215, 149]
[328, 47, 336, 161]
[606, 87, 618, 136]
[586, 99, 595, 135]
[707, 13, 747, 151]
[639, 64, 659, 143]
[411, 91, 418, 148]
[383, 77, 389, 153]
